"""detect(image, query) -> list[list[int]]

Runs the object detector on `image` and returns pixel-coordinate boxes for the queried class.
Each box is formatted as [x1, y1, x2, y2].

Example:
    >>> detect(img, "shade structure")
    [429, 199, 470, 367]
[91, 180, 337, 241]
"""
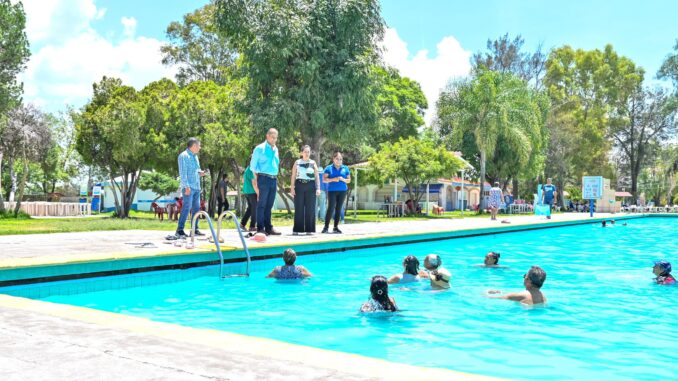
[615, 191, 633, 197]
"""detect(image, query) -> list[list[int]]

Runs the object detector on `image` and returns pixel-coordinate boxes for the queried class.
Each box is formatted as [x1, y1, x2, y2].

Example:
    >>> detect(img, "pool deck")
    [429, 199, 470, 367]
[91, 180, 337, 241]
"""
[0, 213, 647, 381]
[0, 212, 628, 267]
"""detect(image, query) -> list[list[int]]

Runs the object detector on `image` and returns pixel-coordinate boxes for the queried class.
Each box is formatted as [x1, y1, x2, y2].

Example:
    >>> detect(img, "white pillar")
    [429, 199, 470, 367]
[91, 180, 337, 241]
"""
[461, 170, 465, 217]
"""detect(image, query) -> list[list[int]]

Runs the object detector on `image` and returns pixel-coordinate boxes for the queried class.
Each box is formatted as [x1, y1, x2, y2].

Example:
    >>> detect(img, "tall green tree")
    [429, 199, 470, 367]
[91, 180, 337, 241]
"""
[544, 45, 644, 196]
[609, 87, 678, 203]
[215, 0, 384, 163]
[435, 70, 547, 210]
[368, 137, 464, 206]
[658, 39, 678, 90]
[0, 0, 31, 212]
[38, 111, 81, 197]
[373, 66, 427, 144]
[161, 1, 236, 86]
[139, 171, 180, 202]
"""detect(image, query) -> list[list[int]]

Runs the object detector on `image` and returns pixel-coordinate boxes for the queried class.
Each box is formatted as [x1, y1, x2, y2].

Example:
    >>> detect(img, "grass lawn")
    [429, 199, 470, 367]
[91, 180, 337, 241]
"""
[0, 209, 492, 236]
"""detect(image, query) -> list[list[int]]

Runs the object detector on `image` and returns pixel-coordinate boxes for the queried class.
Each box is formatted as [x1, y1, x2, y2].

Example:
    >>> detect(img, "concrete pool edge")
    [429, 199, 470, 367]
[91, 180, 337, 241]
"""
[0, 294, 505, 381]
[0, 214, 659, 285]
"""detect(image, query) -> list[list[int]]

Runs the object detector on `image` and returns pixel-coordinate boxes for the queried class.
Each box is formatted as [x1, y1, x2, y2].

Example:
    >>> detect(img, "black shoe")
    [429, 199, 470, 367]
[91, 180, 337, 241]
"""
[293, 232, 299, 236]
[193, 230, 205, 236]
[249, 227, 257, 232]
[174, 231, 187, 239]
[333, 227, 342, 234]
[306, 232, 313, 236]
[321, 228, 329, 234]
[267, 229, 282, 236]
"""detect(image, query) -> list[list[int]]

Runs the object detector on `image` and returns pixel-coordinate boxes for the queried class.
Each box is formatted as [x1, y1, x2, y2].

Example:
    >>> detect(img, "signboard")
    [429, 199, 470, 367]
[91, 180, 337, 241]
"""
[92, 185, 102, 196]
[582, 176, 603, 199]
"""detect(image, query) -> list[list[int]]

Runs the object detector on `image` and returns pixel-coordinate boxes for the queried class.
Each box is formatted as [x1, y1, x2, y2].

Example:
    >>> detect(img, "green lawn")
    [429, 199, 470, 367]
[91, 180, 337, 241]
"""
[0, 209, 489, 236]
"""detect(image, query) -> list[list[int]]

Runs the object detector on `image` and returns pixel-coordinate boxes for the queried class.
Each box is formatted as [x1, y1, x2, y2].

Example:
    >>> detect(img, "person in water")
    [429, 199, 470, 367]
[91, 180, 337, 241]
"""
[388, 255, 421, 284]
[482, 252, 501, 267]
[653, 260, 676, 285]
[418, 254, 451, 289]
[601, 220, 607, 227]
[361, 275, 398, 312]
[487, 266, 547, 305]
[266, 248, 312, 279]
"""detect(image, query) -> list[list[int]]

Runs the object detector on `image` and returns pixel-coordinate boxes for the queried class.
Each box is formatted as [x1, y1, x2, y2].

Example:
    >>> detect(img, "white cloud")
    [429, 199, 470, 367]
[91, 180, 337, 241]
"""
[19, 0, 175, 113]
[380, 28, 472, 125]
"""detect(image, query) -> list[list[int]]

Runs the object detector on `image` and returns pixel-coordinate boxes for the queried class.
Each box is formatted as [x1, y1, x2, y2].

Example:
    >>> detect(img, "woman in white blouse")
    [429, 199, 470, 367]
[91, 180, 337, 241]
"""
[290, 145, 321, 235]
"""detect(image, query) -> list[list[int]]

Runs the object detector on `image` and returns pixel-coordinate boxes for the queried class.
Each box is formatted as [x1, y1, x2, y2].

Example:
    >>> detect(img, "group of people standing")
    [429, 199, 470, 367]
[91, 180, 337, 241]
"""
[174, 129, 351, 238]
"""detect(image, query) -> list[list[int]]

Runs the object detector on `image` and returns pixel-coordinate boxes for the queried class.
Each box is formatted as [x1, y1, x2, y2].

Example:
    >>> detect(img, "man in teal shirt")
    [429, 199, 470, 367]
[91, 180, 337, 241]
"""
[249, 128, 281, 235]
[240, 164, 258, 231]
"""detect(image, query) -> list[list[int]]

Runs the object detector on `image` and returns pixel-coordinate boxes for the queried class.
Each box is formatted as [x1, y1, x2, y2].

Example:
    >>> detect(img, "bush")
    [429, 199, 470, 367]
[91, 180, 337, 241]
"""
[0, 209, 31, 219]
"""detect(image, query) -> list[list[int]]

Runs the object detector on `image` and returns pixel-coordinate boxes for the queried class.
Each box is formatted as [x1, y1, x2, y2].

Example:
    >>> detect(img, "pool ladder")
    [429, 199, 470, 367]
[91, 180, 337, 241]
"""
[190, 211, 252, 278]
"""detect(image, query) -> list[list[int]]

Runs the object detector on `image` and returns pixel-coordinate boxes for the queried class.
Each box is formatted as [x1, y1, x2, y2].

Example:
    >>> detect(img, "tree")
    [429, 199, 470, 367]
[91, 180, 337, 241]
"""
[609, 88, 678, 203]
[368, 137, 464, 207]
[0, 0, 31, 212]
[38, 111, 81, 197]
[215, 0, 384, 163]
[139, 171, 180, 201]
[472, 33, 547, 90]
[435, 70, 547, 210]
[0, 104, 51, 215]
[161, 2, 236, 86]
[544, 45, 644, 198]
[75, 77, 165, 218]
[658, 39, 678, 90]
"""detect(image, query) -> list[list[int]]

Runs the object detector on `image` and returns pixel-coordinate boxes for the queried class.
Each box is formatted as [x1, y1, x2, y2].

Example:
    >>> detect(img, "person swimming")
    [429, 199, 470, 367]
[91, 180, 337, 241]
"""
[601, 220, 607, 227]
[653, 260, 676, 285]
[360, 275, 398, 312]
[388, 255, 421, 284]
[487, 266, 548, 305]
[483, 252, 501, 267]
[418, 254, 451, 289]
[266, 248, 312, 279]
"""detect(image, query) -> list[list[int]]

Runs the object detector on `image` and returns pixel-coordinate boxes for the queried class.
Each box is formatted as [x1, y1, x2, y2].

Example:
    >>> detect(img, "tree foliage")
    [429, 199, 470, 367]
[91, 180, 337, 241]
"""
[161, 1, 236, 86]
[658, 39, 678, 90]
[435, 70, 547, 209]
[368, 137, 465, 205]
[214, 0, 384, 162]
[0, 0, 30, 117]
[139, 171, 180, 201]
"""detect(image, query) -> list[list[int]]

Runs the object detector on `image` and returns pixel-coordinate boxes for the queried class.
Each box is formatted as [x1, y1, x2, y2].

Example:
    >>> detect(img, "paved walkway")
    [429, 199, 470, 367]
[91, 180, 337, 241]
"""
[0, 213, 624, 265]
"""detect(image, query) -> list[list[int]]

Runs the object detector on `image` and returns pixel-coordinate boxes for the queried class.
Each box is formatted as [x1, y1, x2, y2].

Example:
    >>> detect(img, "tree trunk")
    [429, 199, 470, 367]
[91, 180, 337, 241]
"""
[479, 150, 487, 212]
[110, 174, 122, 217]
[9, 156, 16, 203]
[230, 159, 243, 215]
[512, 178, 519, 202]
[0, 151, 5, 213]
[14, 155, 29, 216]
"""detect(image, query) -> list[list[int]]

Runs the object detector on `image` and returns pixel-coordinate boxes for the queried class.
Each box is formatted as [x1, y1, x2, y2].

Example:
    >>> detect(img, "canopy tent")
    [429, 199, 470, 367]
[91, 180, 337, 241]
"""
[615, 191, 633, 198]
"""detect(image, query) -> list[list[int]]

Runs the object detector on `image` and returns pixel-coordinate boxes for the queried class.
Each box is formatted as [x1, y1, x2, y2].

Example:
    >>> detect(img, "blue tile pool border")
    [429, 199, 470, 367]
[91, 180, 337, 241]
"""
[0, 214, 665, 287]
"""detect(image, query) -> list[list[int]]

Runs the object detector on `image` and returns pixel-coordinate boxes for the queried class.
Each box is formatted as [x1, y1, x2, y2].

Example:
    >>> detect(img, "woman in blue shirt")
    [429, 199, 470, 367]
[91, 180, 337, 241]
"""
[322, 152, 351, 234]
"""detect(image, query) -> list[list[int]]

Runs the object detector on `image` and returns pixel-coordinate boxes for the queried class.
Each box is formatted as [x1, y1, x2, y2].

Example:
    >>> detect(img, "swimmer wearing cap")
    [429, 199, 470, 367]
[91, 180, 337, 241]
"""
[653, 260, 676, 285]
[418, 254, 451, 289]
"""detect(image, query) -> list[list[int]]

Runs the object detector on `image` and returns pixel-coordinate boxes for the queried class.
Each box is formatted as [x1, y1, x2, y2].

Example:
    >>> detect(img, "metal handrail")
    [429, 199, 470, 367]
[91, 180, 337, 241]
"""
[191, 210, 252, 278]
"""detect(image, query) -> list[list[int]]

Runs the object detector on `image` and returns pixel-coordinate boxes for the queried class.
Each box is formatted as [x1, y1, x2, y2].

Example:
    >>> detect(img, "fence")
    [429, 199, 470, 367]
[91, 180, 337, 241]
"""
[2, 202, 91, 217]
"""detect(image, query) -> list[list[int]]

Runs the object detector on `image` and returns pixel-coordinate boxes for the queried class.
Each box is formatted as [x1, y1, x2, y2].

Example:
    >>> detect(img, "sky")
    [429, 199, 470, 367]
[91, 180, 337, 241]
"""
[17, 0, 678, 123]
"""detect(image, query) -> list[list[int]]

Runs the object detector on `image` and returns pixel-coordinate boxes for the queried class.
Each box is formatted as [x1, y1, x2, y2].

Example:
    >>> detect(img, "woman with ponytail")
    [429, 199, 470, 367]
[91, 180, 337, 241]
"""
[361, 275, 398, 312]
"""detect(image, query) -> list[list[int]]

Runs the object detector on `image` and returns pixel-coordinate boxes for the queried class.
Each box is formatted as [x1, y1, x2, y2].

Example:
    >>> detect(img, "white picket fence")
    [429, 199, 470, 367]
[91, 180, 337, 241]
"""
[2, 202, 91, 217]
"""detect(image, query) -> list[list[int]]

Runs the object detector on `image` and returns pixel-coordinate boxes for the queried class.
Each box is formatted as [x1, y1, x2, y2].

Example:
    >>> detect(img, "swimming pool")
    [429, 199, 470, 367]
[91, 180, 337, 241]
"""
[3, 217, 677, 380]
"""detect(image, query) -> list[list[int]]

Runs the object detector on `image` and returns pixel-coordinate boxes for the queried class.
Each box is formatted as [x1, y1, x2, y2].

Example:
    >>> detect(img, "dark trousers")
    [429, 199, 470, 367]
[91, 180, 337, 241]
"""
[217, 196, 229, 215]
[256, 175, 277, 232]
[293, 180, 316, 233]
[241, 193, 257, 229]
[325, 190, 347, 229]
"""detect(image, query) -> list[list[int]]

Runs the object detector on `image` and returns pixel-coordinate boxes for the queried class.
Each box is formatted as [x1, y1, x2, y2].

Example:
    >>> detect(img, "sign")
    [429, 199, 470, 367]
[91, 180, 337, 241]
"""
[92, 185, 102, 196]
[582, 176, 603, 199]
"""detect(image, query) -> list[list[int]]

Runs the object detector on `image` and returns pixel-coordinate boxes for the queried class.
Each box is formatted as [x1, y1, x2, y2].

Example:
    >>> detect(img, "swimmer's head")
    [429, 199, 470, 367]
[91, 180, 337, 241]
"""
[403, 255, 420, 275]
[524, 266, 546, 289]
[283, 248, 297, 265]
[484, 252, 500, 266]
[653, 260, 672, 276]
[370, 275, 389, 298]
[610, 219, 616, 224]
[424, 254, 441, 270]
[601, 221, 607, 227]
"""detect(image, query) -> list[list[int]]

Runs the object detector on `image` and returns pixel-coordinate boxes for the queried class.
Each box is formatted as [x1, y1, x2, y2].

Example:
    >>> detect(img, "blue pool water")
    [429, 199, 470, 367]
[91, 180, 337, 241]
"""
[7, 217, 678, 380]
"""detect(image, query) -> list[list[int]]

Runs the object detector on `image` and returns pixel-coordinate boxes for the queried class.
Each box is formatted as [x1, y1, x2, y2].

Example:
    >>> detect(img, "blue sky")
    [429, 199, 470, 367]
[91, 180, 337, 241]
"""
[19, 0, 678, 122]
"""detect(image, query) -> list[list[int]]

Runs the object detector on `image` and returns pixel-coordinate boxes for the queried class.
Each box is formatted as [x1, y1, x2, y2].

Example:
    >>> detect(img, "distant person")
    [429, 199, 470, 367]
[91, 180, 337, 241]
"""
[240, 161, 258, 232]
[418, 254, 451, 289]
[266, 249, 312, 279]
[487, 266, 547, 305]
[317, 165, 329, 222]
[541, 178, 557, 220]
[610, 219, 616, 225]
[653, 260, 676, 285]
[388, 255, 421, 284]
[488, 182, 502, 221]
[601, 220, 607, 227]
[290, 145, 321, 235]
[322, 151, 351, 234]
[360, 275, 398, 312]
[480, 252, 503, 268]
[217, 173, 229, 215]
[250, 128, 281, 236]
[175, 137, 208, 238]
[167, 198, 178, 221]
